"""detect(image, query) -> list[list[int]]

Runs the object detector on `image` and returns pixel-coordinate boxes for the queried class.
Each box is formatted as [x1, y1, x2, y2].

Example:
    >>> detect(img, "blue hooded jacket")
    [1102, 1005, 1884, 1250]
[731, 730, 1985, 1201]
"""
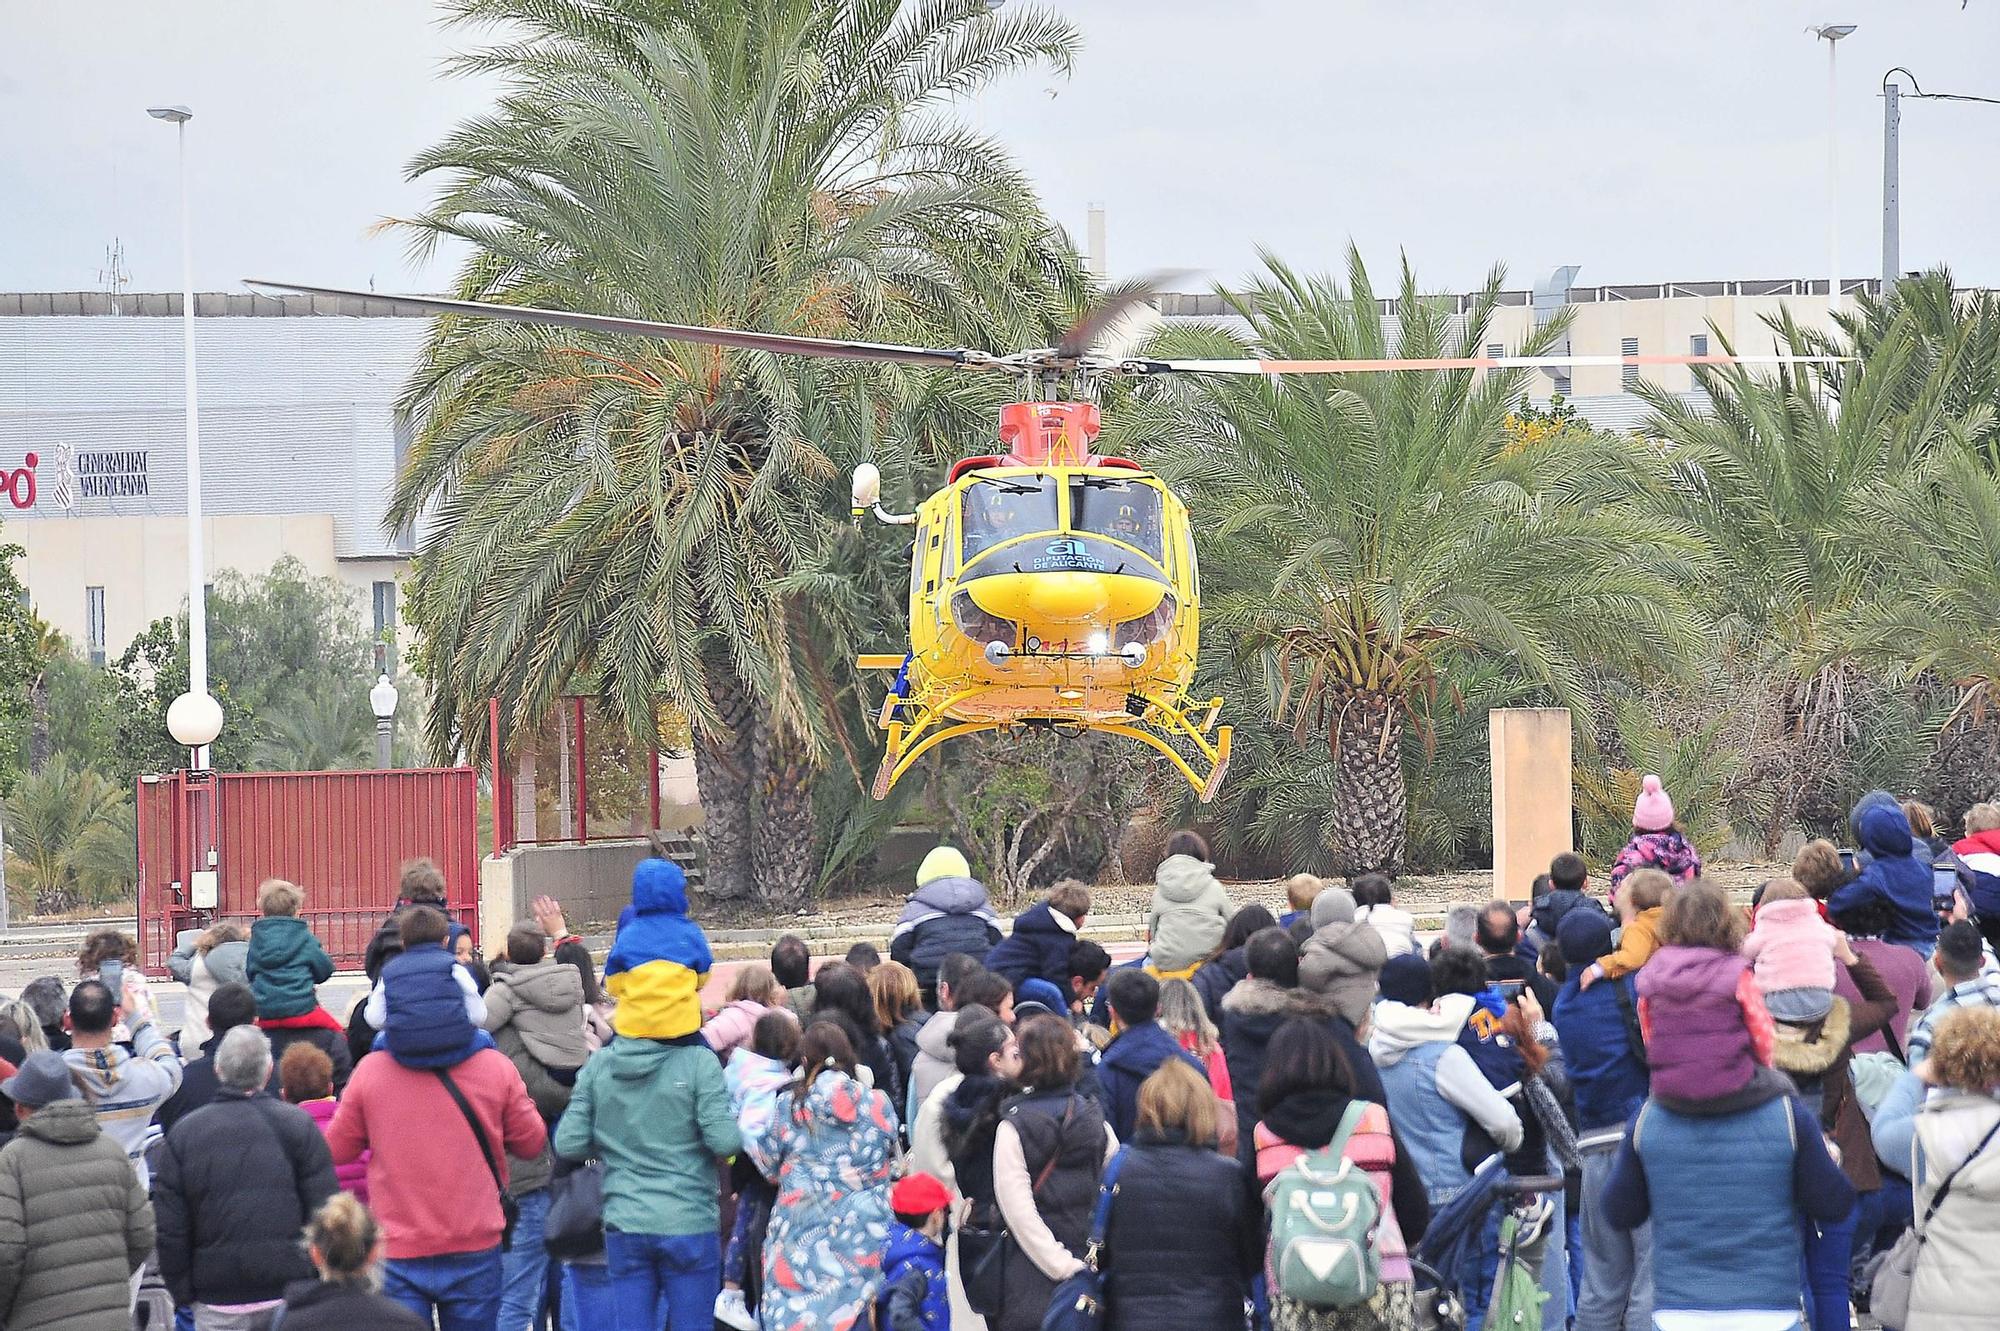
[1830, 799, 1940, 952]
[603, 858, 713, 1040]
[1098, 1020, 1204, 1142]
[876, 1222, 947, 1331]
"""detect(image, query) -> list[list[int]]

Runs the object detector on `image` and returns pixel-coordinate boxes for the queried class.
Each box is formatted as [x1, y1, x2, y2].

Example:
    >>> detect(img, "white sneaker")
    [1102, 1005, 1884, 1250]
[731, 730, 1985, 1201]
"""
[715, 1288, 757, 1331]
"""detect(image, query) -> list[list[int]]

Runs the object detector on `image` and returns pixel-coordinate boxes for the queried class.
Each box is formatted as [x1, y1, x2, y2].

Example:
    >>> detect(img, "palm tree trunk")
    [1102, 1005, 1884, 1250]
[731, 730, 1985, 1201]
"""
[1330, 683, 1406, 875]
[751, 717, 817, 911]
[693, 667, 755, 903]
[28, 676, 49, 774]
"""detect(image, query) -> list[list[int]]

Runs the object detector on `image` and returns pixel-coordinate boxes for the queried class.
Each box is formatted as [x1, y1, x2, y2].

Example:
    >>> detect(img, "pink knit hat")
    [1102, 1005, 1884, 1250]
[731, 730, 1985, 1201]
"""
[1632, 774, 1676, 831]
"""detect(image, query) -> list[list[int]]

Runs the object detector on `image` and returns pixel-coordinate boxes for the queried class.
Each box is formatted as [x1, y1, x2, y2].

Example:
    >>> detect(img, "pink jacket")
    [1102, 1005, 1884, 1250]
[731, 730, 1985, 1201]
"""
[1178, 1031, 1233, 1101]
[1744, 898, 1840, 994]
[300, 1096, 369, 1202]
[701, 999, 779, 1058]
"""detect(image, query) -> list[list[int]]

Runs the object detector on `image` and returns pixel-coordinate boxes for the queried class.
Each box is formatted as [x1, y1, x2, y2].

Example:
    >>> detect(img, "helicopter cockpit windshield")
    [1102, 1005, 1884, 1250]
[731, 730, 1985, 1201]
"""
[962, 476, 1058, 560]
[1069, 476, 1164, 563]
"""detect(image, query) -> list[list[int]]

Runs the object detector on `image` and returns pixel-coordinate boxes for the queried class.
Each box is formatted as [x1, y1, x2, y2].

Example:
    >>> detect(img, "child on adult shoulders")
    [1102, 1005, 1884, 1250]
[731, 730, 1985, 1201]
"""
[1635, 881, 1777, 1107]
[1145, 830, 1232, 977]
[1610, 775, 1703, 899]
[984, 879, 1092, 993]
[247, 878, 344, 1035]
[1579, 869, 1671, 990]
[1276, 873, 1323, 932]
[1744, 877, 1841, 1024]
[603, 856, 712, 1040]
[1351, 872, 1417, 959]
[363, 904, 494, 1068]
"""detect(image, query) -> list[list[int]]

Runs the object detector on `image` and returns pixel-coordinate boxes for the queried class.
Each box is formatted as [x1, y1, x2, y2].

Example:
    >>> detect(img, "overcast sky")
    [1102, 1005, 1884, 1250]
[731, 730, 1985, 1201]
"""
[4, 1, 1997, 299]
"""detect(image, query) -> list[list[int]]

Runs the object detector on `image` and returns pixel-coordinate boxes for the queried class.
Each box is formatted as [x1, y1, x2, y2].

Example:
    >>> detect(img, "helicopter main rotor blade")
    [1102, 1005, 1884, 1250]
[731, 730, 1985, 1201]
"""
[1056, 270, 1193, 361]
[1133, 351, 1848, 375]
[243, 281, 981, 369]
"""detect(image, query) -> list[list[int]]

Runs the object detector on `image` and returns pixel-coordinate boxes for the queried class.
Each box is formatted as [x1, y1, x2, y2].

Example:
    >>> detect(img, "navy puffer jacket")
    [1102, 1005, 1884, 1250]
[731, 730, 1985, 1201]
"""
[982, 901, 1076, 989]
[889, 877, 1001, 994]
[1101, 1135, 1259, 1331]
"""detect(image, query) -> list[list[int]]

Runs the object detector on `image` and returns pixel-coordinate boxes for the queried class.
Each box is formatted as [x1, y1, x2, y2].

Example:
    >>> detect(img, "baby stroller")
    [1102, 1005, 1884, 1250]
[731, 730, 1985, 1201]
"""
[1412, 1160, 1561, 1331]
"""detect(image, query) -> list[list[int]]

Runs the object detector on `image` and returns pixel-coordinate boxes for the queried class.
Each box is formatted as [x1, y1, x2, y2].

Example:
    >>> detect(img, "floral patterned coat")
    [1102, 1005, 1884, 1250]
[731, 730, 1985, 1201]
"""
[1610, 828, 1703, 896]
[753, 1068, 900, 1331]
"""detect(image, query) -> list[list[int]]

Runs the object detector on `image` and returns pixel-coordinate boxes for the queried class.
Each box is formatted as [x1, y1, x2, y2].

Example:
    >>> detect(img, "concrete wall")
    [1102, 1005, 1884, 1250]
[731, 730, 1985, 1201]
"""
[481, 838, 670, 940]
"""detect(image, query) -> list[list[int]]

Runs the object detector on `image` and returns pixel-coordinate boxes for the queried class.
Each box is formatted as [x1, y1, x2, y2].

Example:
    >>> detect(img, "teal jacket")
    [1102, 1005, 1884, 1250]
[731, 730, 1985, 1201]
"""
[246, 917, 334, 1020]
[554, 1037, 741, 1237]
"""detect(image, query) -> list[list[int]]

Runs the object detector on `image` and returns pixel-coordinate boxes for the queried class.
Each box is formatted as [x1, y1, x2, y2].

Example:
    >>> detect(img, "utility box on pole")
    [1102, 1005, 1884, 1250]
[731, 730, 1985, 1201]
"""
[1490, 708, 1573, 902]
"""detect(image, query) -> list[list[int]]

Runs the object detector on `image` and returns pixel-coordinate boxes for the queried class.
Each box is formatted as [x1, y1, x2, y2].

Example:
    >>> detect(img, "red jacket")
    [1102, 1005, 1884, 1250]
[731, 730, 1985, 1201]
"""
[326, 1049, 546, 1259]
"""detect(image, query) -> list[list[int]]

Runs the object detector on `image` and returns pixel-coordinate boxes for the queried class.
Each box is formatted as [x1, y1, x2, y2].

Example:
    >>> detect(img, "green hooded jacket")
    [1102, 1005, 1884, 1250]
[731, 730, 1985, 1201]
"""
[553, 1037, 741, 1237]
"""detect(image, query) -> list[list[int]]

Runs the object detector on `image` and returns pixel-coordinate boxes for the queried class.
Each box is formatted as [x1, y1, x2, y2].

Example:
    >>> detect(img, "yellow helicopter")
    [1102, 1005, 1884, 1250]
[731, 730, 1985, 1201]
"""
[849, 396, 1226, 801]
[250, 277, 1840, 802]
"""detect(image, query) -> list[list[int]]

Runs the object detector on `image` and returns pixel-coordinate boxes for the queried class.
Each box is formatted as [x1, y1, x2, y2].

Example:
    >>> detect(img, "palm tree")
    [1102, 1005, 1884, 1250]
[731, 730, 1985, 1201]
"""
[1850, 435, 2000, 721]
[391, 0, 1087, 906]
[1812, 268, 2000, 466]
[2, 756, 135, 915]
[251, 687, 375, 771]
[1121, 250, 1697, 873]
[1634, 309, 1955, 836]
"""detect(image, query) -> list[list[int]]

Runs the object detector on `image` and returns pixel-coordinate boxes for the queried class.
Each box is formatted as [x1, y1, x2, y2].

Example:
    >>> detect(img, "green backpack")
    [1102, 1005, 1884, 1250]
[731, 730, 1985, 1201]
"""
[1264, 1101, 1383, 1309]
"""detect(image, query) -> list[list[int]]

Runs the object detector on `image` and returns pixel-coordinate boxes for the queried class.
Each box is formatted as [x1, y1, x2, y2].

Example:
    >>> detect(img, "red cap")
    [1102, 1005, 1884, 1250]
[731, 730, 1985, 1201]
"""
[890, 1171, 951, 1216]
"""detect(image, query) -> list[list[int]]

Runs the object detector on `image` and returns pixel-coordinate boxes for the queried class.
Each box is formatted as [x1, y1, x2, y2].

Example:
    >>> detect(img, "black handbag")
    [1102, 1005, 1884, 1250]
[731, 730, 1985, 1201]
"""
[957, 1217, 1011, 1316]
[959, 1098, 1076, 1316]
[544, 1156, 605, 1260]
[434, 1069, 521, 1248]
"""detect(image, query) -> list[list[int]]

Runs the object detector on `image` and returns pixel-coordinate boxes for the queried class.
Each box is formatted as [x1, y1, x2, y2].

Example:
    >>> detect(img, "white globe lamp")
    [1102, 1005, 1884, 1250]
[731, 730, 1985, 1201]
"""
[369, 672, 399, 769]
[166, 690, 224, 751]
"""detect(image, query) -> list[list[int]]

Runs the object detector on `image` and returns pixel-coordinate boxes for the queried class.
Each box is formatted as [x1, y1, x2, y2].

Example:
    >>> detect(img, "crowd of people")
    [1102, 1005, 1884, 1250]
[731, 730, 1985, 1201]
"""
[2, 779, 1999, 1331]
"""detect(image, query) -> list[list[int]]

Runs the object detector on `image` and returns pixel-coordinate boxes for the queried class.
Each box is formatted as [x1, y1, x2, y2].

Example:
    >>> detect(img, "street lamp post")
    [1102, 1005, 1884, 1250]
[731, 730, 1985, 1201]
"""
[147, 104, 219, 767]
[370, 673, 399, 769]
[1810, 24, 1858, 321]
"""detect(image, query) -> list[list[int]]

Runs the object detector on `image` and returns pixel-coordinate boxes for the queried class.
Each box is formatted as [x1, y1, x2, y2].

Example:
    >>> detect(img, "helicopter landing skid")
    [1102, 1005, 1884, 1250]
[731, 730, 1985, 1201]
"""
[867, 686, 1231, 802]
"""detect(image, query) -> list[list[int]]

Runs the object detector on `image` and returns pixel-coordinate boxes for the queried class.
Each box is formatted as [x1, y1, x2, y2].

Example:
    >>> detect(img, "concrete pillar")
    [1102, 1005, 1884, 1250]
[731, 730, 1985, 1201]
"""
[479, 852, 519, 949]
[513, 748, 538, 845]
[1490, 708, 1573, 902]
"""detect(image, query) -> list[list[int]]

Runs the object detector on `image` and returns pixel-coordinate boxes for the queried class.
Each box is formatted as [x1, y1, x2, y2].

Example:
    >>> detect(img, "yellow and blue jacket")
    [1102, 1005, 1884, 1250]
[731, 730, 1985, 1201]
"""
[604, 858, 712, 1040]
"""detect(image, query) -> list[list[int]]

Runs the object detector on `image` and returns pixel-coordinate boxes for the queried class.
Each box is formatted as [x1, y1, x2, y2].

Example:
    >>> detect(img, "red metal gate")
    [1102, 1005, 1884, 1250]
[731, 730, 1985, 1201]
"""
[136, 768, 480, 975]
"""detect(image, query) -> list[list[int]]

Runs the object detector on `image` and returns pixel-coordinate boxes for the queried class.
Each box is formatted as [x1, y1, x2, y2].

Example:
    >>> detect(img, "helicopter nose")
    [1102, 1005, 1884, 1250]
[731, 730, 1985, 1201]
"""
[1024, 572, 1110, 620]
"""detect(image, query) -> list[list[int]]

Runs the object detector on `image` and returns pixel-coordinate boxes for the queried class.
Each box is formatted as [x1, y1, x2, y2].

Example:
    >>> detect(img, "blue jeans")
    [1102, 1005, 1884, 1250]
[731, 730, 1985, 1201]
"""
[1855, 1180, 1912, 1270]
[498, 1189, 554, 1331]
[1460, 1202, 1504, 1331]
[561, 1262, 612, 1331]
[1803, 1200, 1857, 1331]
[604, 1230, 719, 1331]
[383, 1247, 504, 1331]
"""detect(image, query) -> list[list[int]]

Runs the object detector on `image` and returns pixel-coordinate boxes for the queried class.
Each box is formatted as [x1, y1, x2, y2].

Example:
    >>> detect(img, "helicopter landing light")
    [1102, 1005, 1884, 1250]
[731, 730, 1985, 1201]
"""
[984, 640, 1013, 666]
[1058, 688, 1085, 701]
[1085, 631, 1109, 656]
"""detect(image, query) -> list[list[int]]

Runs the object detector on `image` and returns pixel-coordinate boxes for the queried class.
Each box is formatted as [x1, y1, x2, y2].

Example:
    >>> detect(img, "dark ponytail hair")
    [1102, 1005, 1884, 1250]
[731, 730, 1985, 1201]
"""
[792, 1018, 859, 1113]
[947, 1005, 1009, 1078]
